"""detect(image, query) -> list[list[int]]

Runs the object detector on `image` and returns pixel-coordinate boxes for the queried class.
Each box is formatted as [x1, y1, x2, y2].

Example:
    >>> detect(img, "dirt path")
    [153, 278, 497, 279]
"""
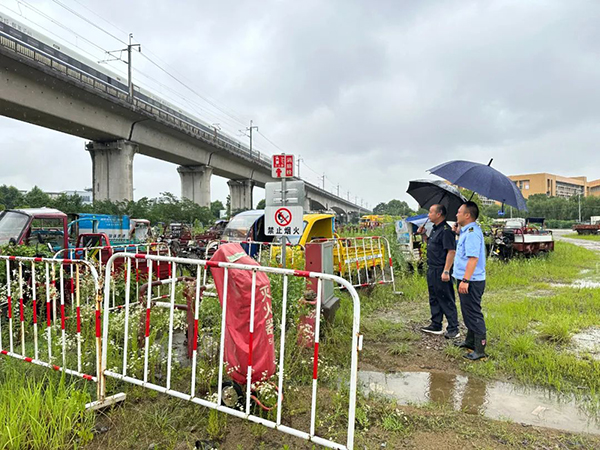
[552, 229, 600, 252]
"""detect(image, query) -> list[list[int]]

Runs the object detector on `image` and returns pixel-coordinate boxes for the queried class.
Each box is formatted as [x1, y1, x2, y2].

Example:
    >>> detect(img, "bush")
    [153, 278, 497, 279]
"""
[545, 219, 577, 229]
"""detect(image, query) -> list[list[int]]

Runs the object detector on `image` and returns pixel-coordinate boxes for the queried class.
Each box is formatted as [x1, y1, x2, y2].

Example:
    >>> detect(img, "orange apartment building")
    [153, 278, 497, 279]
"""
[509, 173, 600, 199]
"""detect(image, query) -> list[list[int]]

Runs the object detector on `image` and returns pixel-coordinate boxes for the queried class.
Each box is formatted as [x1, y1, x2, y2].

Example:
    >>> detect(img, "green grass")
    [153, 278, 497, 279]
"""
[564, 232, 600, 241]
[486, 241, 598, 290]
[0, 361, 94, 449]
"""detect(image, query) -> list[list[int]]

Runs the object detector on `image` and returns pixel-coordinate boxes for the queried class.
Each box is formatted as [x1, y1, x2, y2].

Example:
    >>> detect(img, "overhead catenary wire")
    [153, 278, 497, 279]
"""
[6, 1, 359, 204]
[66, 0, 129, 37]
[15, 0, 110, 55]
[1, 2, 129, 80]
[50, 0, 127, 45]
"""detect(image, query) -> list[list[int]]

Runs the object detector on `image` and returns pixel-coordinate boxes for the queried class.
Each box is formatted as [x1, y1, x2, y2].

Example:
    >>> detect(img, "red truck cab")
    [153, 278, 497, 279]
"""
[0, 208, 69, 251]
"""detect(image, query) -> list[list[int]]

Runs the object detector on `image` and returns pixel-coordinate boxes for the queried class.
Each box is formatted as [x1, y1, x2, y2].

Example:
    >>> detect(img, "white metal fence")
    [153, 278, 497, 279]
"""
[213, 235, 399, 292]
[100, 251, 362, 450]
[0, 255, 103, 399]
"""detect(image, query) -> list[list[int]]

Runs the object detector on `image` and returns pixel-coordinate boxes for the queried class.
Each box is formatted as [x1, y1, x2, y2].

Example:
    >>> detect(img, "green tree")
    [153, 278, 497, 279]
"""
[24, 186, 51, 208]
[0, 185, 24, 209]
[373, 199, 414, 216]
[51, 193, 90, 214]
[256, 199, 266, 210]
[211, 200, 225, 219]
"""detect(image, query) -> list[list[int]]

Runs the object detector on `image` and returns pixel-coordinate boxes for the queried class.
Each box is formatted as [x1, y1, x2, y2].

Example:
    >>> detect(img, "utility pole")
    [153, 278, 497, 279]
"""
[100, 33, 140, 102]
[347, 191, 350, 201]
[127, 34, 141, 99]
[296, 155, 303, 178]
[320, 173, 326, 190]
[337, 184, 340, 197]
[211, 123, 221, 142]
[579, 193, 582, 222]
[246, 120, 258, 158]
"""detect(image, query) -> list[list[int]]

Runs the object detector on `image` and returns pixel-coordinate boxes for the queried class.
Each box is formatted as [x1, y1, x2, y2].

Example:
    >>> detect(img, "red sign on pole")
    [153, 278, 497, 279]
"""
[272, 154, 294, 178]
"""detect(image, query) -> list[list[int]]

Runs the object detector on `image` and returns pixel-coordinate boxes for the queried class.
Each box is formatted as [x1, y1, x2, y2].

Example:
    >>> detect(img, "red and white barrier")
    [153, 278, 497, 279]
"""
[100, 251, 363, 450]
[0, 255, 105, 401]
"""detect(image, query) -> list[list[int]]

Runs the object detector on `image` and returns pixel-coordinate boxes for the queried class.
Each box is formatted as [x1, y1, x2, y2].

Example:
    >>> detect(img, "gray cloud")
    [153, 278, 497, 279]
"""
[1, 0, 600, 210]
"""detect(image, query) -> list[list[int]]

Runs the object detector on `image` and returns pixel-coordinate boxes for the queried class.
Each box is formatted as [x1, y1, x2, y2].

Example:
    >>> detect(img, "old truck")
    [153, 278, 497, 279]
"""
[572, 216, 600, 235]
[68, 213, 152, 245]
[0, 208, 169, 277]
[491, 217, 554, 259]
[221, 210, 391, 285]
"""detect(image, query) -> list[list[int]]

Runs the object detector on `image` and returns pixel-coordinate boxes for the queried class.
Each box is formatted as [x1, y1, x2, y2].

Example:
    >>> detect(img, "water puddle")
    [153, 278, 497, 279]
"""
[572, 328, 600, 361]
[551, 280, 600, 289]
[359, 371, 600, 435]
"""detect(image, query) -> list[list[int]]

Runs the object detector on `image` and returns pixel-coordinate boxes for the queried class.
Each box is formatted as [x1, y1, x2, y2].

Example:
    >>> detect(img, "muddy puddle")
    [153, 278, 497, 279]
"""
[359, 371, 600, 435]
[551, 280, 600, 289]
[572, 328, 600, 360]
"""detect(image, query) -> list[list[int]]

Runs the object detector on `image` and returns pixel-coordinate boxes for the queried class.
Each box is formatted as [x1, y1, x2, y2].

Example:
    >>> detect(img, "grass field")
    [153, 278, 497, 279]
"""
[564, 232, 600, 241]
[1, 240, 599, 449]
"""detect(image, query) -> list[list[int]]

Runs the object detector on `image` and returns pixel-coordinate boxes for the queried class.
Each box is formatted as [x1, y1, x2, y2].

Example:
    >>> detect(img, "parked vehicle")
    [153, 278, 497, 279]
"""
[572, 216, 600, 235]
[491, 217, 554, 258]
[0, 208, 168, 277]
[221, 210, 387, 280]
[68, 213, 152, 245]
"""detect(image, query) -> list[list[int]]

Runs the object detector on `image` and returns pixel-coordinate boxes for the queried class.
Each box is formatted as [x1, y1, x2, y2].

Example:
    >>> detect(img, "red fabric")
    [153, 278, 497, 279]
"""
[210, 243, 275, 384]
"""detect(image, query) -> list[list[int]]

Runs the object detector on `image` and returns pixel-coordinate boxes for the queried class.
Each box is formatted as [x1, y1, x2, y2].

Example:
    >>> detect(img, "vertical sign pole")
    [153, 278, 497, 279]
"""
[281, 175, 287, 269]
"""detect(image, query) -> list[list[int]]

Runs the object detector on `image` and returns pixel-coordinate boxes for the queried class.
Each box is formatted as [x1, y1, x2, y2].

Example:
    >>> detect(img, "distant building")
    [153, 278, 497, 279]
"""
[19, 188, 93, 204]
[477, 195, 497, 206]
[61, 190, 93, 204]
[509, 173, 600, 199]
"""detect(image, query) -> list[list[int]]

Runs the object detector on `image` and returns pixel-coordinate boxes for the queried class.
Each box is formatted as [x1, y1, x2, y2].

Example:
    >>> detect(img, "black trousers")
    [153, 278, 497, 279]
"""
[456, 279, 487, 335]
[426, 267, 458, 332]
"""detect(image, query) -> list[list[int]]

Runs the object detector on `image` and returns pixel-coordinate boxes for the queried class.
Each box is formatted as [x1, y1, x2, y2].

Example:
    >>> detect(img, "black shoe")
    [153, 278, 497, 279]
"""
[421, 324, 444, 335]
[464, 334, 487, 360]
[444, 329, 461, 339]
[454, 329, 475, 349]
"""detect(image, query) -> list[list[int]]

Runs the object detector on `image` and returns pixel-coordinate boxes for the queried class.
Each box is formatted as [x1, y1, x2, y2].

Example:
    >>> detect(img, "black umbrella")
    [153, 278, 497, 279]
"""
[407, 179, 467, 221]
[428, 159, 527, 211]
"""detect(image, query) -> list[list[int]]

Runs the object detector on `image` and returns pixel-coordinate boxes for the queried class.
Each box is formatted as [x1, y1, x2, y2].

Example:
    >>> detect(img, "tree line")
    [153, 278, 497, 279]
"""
[3, 185, 598, 226]
[0, 185, 225, 225]
[372, 193, 600, 224]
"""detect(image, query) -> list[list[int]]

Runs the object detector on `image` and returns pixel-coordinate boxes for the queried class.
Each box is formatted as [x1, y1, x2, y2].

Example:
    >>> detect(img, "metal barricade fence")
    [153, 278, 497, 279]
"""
[54, 242, 170, 276]
[100, 252, 363, 450]
[213, 240, 301, 268]
[0, 255, 105, 402]
[210, 237, 399, 293]
[55, 242, 173, 310]
[334, 236, 398, 292]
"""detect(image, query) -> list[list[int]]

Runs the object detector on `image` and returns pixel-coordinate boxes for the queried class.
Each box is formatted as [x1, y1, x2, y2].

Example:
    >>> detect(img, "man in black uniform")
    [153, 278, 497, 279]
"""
[418, 204, 460, 339]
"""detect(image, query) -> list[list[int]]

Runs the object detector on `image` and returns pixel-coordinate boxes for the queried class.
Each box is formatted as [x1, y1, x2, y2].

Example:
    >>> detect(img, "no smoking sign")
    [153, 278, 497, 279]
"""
[265, 206, 303, 236]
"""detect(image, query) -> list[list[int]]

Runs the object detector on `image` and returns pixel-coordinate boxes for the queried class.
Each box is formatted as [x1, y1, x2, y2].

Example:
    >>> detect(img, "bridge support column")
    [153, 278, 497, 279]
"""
[178, 165, 212, 207]
[304, 197, 311, 213]
[86, 140, 136, 202]
[228, 179, 254, 213]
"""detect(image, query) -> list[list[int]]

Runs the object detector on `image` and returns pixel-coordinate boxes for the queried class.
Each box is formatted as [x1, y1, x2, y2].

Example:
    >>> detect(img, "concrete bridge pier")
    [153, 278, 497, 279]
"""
[228, 179, 254, 212]
[86, 140, 136, 202]
[303, 197, 311, 213]
[178, 165, 212, 207]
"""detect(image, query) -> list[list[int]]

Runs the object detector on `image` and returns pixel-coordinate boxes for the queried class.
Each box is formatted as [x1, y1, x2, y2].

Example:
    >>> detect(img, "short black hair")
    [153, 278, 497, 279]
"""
[434, 204, 447, 217]
[463, 201, 479, 220]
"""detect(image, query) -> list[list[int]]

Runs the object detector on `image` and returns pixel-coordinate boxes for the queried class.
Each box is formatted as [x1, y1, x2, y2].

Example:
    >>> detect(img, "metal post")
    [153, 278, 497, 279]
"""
[126, 34, 140, 100]
[127, 34, 133, 99]
[579, 193, 582, 222]
[282, 177, 287, 269]
[247, 120, 258, 159]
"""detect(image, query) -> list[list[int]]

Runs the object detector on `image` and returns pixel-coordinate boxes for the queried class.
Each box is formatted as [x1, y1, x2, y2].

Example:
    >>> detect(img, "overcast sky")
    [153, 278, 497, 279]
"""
[2, 0, 600, 209]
